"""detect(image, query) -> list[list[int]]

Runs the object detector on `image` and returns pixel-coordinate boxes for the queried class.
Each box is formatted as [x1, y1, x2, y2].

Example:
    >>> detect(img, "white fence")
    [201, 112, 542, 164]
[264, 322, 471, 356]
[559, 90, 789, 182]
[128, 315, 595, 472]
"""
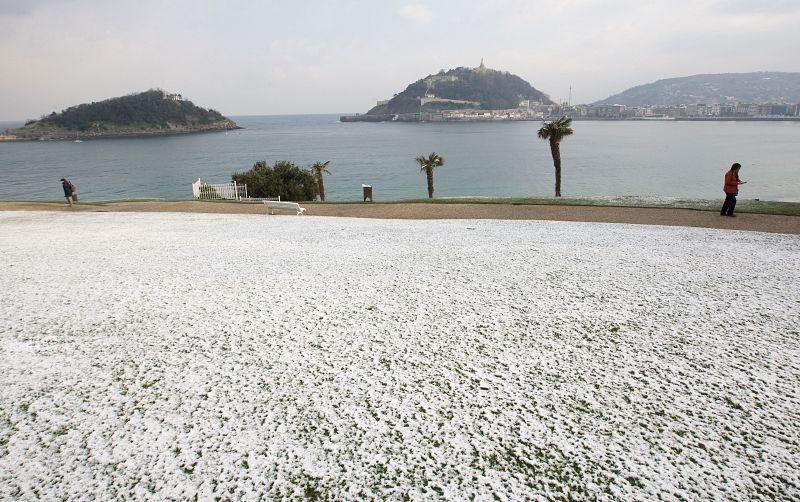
[191, 178, 248, 200]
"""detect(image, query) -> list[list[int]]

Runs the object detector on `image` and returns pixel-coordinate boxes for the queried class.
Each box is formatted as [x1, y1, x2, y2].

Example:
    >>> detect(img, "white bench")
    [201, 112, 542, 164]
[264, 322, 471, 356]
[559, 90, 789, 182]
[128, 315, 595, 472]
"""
[263, 200, 306, 215]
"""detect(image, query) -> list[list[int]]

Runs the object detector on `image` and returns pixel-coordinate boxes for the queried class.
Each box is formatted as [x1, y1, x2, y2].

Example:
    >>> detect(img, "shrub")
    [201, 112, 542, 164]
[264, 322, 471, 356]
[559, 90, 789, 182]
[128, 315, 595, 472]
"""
[232, 160, 319, 201]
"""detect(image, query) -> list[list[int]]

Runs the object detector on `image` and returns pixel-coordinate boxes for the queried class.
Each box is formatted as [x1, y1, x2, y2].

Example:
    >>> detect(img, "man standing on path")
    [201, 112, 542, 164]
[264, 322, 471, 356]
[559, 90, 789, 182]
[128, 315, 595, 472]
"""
[721, 163, 746, 217]
[60, 178, 75, 207]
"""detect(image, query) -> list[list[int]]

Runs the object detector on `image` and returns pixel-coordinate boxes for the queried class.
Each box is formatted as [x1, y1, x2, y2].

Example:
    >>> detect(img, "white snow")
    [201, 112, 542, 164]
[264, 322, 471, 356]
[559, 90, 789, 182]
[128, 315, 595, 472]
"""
[0, 211, 798, 500]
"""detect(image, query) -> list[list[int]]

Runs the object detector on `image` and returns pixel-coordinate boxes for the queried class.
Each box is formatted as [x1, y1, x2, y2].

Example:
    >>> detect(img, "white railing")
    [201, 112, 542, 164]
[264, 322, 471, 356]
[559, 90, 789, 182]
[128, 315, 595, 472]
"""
[191, 178, 248, 200]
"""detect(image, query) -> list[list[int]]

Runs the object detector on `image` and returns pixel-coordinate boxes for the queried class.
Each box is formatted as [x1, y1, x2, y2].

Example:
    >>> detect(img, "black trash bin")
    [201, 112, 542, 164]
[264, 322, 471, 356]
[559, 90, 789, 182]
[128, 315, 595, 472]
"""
[362, 184, 373, 202]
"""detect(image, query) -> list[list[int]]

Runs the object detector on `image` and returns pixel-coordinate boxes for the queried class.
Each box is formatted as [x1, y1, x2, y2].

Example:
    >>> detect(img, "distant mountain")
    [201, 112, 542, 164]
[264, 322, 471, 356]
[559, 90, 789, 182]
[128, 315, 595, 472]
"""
[2, 89, 239, 141]
[365, 61, 553, 116]
[595, 72, 800, 106]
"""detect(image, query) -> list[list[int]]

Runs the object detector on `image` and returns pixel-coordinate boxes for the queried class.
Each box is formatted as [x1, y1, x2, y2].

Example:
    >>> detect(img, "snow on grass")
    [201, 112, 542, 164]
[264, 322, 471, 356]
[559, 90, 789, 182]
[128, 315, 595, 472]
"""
[1, 211, 798, 500]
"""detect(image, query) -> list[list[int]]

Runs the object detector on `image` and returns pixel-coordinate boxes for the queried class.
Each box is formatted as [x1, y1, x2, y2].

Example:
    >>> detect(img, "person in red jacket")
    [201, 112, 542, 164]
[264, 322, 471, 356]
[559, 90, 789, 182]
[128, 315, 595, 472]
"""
[720, 163, 746, 217]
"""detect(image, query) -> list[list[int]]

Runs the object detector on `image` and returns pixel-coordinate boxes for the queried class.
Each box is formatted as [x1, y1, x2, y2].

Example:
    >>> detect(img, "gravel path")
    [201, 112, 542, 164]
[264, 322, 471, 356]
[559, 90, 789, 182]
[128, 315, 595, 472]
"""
[1, 200, 798, 234]
[1, 211, 799, 500]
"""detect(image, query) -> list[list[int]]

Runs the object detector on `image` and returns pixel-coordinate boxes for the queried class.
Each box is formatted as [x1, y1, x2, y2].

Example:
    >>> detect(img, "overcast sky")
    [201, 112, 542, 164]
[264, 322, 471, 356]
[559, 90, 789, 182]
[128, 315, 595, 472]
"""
[1, 0, 798, 120]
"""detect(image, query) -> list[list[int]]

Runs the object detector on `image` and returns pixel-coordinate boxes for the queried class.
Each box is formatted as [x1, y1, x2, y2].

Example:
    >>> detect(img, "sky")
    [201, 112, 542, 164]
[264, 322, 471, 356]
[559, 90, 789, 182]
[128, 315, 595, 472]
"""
[1, 0, 799, 120]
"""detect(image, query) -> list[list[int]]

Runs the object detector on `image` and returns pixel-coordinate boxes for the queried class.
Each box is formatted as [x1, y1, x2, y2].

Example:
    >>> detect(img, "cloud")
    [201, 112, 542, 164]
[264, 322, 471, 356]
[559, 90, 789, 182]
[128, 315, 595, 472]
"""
[714, 0, 800, 14]
[0, 0, 76, 17]
[399, 4, 433, 23]
[0, 0, 798, 117]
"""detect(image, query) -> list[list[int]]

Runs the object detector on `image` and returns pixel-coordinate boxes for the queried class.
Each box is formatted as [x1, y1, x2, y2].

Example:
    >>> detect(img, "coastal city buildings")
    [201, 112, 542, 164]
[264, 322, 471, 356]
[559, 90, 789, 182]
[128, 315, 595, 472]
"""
[345, 98, 800, 122]
[410, 100, 800, 122]
[406, 100, 800, 122]
[565, 102, 800, 120]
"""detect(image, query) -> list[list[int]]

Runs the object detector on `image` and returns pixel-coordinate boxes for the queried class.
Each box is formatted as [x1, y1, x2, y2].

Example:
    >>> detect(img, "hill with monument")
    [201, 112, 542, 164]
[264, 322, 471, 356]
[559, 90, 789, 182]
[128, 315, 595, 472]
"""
[342, 61, 553, 122]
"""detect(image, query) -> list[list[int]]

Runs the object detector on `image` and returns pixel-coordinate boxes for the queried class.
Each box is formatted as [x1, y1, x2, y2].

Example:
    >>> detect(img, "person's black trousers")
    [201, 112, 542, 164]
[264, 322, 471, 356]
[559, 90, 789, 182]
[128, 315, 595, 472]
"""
[721, 193, 737, 215]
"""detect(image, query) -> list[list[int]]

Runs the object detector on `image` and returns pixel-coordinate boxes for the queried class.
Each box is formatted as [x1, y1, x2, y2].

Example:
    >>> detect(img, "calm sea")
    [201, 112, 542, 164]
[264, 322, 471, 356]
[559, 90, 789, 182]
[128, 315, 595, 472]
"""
[1, 115, 799, 202]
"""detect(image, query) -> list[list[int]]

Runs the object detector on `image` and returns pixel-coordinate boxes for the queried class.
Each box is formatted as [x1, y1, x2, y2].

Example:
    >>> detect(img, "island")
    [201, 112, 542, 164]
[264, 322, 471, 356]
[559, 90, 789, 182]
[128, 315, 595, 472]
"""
[341, 60, 554, 123]
[1, 89, 240, 141]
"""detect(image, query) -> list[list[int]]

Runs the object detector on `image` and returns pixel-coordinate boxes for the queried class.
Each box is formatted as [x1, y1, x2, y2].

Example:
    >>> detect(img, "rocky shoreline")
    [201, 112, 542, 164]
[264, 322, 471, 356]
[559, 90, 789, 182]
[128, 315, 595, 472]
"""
[0, 119, 240, 141]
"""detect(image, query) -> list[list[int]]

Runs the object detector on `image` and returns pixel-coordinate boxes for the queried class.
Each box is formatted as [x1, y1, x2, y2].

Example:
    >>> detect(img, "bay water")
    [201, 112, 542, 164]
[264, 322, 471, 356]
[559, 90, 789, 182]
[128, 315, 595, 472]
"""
[1, 115, 798, 202]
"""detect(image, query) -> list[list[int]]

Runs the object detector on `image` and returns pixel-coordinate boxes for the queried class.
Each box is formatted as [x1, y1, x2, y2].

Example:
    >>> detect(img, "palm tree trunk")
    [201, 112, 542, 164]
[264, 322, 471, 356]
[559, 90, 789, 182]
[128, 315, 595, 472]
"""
[550, 139, 562, 197]
[426, 168, 434, 198]
[319, 178, 325, 202]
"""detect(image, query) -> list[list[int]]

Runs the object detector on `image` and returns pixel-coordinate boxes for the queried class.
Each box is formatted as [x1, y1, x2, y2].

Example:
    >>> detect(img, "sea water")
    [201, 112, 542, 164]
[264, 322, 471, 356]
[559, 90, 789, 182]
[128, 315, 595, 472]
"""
[1, 115, 798, 202]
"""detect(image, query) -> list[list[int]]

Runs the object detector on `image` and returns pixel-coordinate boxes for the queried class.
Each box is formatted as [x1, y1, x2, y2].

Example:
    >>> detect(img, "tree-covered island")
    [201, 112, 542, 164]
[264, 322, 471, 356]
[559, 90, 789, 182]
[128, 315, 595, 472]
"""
[1, 89, 240, 141]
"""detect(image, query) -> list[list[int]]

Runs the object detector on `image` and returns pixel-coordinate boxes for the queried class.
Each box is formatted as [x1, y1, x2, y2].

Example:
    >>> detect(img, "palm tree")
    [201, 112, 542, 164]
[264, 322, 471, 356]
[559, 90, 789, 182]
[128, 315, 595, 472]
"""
[537, 116, 574, 197]
[311, 161, 331, 201]
[415, 152, 445, 198]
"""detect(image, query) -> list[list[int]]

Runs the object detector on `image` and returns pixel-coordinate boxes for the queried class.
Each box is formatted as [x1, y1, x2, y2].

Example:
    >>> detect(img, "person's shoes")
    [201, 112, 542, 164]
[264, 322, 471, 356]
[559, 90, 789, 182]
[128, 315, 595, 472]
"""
[720, 213, 726, 216]
[727, 214, 736, 217]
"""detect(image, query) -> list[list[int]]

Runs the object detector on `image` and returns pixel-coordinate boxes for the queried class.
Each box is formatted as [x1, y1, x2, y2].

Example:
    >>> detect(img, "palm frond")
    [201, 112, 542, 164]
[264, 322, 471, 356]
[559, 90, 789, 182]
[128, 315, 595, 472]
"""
[537, 115, 573, 141]
[311, 161, 331, 175]
[416, 152, 445, 172]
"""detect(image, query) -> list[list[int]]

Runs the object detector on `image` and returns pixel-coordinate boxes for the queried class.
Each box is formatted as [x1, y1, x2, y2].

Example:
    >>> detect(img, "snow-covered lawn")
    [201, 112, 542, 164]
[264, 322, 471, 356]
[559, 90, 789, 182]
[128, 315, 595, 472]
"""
[1, 211, 798, 500]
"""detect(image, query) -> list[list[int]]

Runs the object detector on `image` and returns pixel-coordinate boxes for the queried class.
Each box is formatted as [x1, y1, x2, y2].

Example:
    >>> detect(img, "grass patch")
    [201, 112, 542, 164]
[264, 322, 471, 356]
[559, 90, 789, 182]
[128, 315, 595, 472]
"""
[1, 198, 169, 206]
[303, 196, 800, 216]
[3, 196, 798, 216]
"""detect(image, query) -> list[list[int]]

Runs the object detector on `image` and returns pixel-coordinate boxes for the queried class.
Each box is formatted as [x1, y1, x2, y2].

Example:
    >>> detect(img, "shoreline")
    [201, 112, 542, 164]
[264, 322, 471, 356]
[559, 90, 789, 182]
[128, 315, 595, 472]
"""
[0, 125, 241, 142]
[2, 200, 798, 234]
[340, 115, 800, 123]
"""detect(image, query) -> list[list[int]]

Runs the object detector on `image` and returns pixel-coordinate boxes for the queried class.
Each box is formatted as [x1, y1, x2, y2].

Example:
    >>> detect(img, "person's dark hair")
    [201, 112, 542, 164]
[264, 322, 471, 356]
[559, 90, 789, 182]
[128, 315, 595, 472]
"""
[60, 178, 66, 181]
[731, 163, 741, 170]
